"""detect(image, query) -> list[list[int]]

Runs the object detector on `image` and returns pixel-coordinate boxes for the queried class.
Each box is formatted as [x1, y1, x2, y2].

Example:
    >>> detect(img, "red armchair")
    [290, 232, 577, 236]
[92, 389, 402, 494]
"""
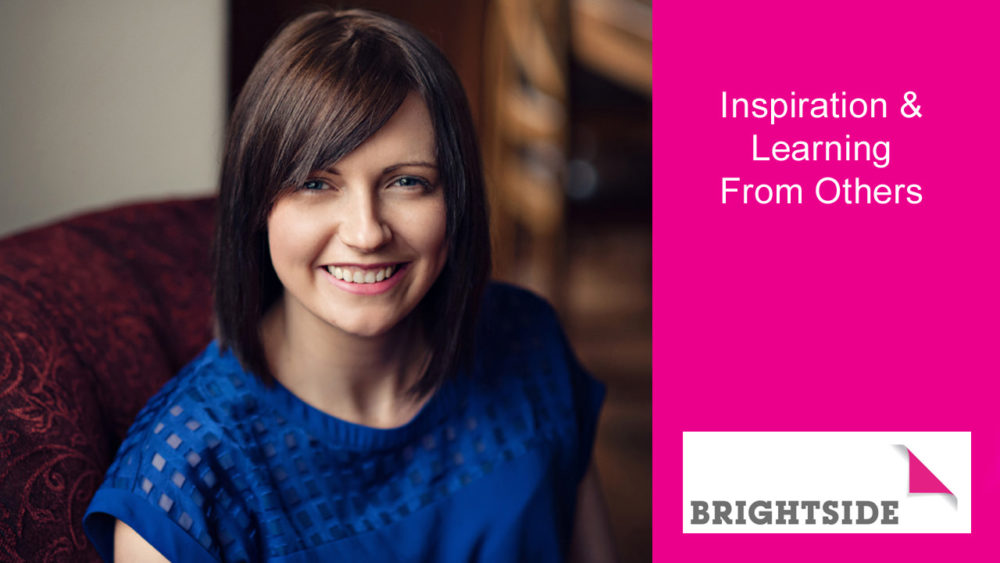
[0, 197, 215, 561]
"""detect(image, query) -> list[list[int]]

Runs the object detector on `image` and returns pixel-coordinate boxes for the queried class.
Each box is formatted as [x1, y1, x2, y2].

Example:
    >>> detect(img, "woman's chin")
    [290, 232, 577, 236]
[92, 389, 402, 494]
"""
[329, 315, 409, 340]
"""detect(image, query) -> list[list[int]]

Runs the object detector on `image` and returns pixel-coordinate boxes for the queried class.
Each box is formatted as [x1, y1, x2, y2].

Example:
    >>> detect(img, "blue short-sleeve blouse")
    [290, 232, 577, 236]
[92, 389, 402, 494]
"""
[83, 283, 605, 562]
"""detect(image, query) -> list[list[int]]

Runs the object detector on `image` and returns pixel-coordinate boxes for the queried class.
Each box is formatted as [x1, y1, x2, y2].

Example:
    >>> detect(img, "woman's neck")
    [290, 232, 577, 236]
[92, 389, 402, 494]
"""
[260, 294, 432, 428]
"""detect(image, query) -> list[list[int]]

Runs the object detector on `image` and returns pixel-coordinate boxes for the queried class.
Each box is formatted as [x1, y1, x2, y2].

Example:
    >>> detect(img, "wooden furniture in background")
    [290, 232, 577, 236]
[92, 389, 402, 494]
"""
[481, 0, 571, 303]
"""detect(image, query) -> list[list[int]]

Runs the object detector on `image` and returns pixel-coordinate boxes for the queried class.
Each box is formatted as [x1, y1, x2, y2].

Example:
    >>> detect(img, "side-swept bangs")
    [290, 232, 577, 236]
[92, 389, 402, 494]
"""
[213, 9, 490, 394]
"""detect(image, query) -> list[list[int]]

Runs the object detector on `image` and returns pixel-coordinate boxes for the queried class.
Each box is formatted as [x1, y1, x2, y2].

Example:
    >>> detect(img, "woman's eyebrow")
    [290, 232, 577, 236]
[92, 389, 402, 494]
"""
[319, 162, 438, 176]
[383, 161, 438, 174]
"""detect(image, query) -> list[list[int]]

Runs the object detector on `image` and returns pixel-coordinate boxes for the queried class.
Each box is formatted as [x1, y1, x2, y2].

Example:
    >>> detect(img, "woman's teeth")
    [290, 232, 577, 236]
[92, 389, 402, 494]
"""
[327, 265, 397, 284]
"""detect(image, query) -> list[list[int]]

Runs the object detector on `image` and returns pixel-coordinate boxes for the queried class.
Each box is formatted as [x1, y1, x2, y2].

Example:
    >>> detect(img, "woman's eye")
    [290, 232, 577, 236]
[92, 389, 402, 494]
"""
[391, 176, 430, 190]
[302, 179, 328, 191]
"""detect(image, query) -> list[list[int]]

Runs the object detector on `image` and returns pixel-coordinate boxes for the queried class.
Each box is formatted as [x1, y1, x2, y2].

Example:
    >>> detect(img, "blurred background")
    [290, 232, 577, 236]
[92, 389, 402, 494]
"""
[0, 0, 649, 559]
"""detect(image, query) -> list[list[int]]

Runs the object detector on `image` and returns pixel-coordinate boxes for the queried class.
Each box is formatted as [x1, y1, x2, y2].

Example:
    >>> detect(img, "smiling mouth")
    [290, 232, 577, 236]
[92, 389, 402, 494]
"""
[324, 264, 401, 284]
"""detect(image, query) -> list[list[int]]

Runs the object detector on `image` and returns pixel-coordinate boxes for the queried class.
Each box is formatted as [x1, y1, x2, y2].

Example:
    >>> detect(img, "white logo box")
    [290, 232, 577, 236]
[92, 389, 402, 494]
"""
[682, 432, 971, 533]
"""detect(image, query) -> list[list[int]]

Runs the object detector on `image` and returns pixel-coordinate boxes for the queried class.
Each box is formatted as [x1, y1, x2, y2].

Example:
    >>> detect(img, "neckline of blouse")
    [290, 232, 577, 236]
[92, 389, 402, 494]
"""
[213, 341, 467, 452]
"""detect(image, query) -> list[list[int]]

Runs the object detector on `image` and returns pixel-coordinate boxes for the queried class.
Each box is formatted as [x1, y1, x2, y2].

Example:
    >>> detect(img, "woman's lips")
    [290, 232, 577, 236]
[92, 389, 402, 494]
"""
[325, 263, 399, 284]
[321, 262, 410, 295]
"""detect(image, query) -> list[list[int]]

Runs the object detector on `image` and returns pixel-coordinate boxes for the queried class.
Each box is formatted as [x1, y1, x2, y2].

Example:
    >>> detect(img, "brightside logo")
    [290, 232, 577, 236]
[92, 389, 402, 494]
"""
[682, 432, 970, 533]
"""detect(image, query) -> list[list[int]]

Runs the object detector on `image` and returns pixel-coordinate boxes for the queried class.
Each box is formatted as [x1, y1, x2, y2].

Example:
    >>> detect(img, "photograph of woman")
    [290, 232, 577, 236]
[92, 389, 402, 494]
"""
[81, 8, 616, 562]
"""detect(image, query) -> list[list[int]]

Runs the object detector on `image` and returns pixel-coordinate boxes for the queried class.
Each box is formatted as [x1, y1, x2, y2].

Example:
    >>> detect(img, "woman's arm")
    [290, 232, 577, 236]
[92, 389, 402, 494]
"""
[113, 519, 170, 563]
[568, 462, 618, 563]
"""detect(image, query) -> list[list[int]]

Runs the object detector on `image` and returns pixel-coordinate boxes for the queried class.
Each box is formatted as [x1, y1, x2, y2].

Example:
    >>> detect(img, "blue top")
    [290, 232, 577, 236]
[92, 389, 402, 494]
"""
[83, 284, 604, 562]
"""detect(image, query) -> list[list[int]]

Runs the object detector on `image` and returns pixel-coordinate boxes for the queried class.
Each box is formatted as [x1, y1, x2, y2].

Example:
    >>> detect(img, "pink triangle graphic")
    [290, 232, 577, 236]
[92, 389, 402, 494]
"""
[907, 449, 953, 495]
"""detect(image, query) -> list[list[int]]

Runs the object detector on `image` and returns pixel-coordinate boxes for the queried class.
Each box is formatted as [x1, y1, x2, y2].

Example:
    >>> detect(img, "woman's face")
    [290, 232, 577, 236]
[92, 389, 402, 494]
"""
[267, 93, 447, 340]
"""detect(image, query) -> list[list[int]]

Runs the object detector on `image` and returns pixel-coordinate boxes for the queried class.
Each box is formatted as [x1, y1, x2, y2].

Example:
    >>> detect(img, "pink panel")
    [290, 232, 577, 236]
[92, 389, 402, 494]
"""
[654, 0, 999, 558]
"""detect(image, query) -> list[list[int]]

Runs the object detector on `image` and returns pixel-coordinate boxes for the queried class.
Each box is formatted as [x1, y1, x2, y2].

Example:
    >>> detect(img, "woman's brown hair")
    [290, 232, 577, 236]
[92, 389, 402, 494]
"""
[213, 8, 490, 394]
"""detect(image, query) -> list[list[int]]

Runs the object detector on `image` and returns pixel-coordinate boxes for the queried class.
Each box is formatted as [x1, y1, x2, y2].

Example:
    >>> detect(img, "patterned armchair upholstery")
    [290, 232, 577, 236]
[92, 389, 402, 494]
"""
[0, 197, 215, 561]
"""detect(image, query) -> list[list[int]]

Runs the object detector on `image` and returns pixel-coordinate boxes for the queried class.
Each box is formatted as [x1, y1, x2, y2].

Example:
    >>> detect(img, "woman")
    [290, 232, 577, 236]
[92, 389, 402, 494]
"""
[84, 8, 613, 562]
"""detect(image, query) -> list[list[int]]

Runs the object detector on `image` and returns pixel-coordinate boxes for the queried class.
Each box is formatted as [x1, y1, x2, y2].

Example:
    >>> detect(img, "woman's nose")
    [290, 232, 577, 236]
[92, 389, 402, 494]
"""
[339, 192, 391, 252]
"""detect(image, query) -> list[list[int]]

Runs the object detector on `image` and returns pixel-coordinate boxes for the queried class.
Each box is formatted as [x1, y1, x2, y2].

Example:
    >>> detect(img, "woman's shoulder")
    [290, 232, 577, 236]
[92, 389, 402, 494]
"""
[478, 281, 562, 338]
[472, 282, 590, 403]
[94, 341, 265, 509]
[84, 341, 261, 561]
[125, 342, 257, 443]
[103, 341, 261, 487]
[469, 282, 605, 483]
[481, 280, 554, 312]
